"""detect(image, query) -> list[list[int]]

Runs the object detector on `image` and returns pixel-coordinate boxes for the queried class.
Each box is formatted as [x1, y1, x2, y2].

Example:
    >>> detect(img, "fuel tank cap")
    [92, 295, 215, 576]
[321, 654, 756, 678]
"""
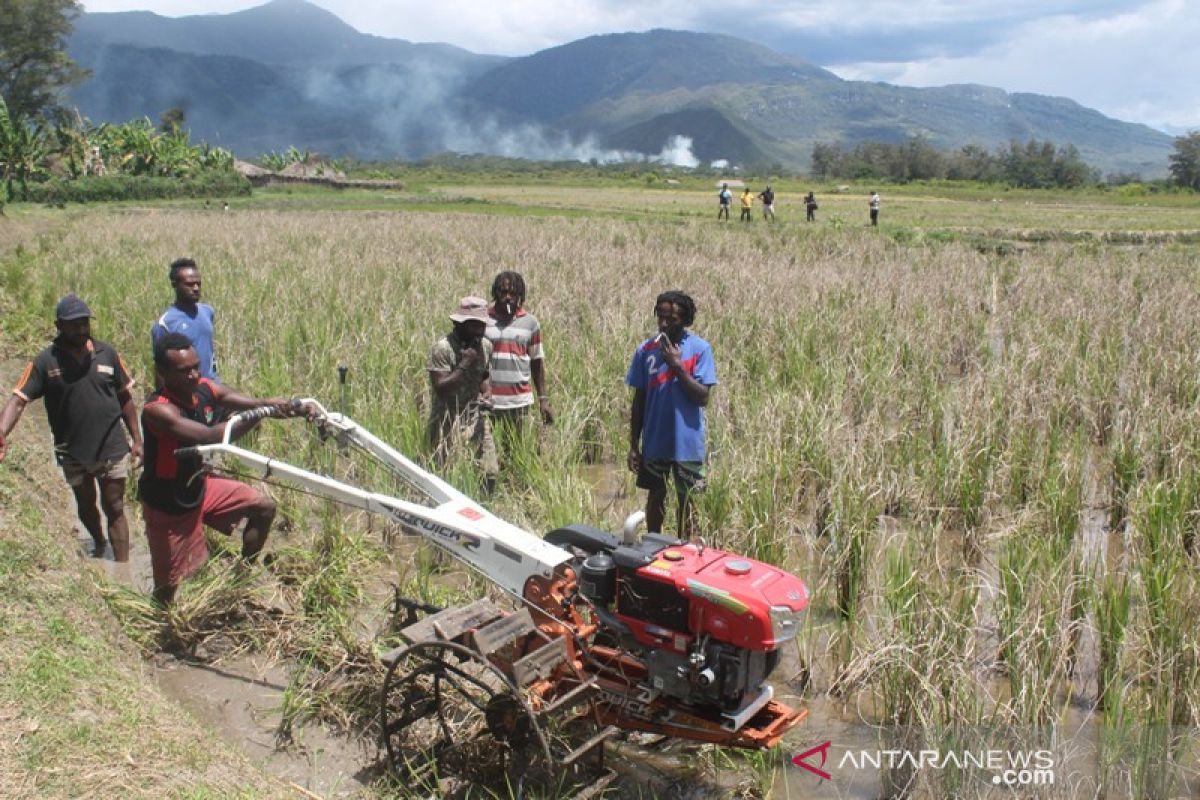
[663, 551, 685, 561]
[724, 560, 752, 575]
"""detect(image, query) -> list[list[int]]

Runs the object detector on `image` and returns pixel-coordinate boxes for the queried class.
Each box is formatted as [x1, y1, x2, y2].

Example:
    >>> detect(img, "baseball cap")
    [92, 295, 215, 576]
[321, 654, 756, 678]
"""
[55, 294, 93, 321]
[449, 296, 490, 324]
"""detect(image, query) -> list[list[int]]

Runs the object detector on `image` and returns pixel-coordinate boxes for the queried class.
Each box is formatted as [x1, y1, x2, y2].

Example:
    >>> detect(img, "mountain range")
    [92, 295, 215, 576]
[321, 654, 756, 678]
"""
[67, 0, 1174, 176]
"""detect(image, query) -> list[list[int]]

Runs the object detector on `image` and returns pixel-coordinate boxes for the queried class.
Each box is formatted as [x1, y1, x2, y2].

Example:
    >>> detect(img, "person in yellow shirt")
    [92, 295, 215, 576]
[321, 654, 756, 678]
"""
[740, 187, 754, 222]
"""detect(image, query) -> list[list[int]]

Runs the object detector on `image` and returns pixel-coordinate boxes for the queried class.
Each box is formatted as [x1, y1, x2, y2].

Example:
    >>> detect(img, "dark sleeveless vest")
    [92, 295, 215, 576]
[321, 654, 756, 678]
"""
[139, 379, 221, 514]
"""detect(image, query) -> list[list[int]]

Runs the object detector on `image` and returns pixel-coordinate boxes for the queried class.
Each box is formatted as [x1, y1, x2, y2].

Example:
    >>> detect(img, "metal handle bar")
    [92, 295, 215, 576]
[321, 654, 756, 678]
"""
[175, 397, 328, 459]
[219, 397, 329, 445]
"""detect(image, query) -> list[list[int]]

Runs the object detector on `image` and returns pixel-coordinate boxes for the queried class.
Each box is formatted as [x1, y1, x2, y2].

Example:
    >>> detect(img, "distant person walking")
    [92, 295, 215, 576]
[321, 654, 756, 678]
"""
[758, 185, 776, 222]
[717, 183, 732, 221]
[152, 257, 218, 382]
[0, 295, 142, 561]
[805, 191, 818, 222]
[869, 191, 881, 226]
[739, 188, 754, 222]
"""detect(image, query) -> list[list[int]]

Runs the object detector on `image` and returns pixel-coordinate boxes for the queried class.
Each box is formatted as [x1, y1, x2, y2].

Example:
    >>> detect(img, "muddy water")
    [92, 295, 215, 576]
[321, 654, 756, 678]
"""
[157, 655, 375, 796]
[578, 461, 632, 516]
[81, 519, 381, 797]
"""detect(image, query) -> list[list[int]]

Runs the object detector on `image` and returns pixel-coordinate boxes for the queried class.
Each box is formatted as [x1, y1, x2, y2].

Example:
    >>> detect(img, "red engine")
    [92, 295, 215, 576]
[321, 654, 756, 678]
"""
[547, 527, 808, 721]
[617, 541, 808, 653]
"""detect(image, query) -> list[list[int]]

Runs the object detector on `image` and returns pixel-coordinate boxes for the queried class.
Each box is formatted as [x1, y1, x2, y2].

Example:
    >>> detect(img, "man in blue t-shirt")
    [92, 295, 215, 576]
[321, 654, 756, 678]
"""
[151, 257, 218, 381]
[626, 290, 717, 538]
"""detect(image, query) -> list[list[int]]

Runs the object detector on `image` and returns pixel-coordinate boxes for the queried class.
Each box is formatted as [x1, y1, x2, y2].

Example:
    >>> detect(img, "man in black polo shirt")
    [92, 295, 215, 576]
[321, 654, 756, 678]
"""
[0, 295, 143, 561]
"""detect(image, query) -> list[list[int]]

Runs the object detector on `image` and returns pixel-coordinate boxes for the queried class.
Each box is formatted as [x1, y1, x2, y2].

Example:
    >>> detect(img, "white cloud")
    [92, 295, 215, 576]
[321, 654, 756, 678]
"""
[828, 0, 1200, 132]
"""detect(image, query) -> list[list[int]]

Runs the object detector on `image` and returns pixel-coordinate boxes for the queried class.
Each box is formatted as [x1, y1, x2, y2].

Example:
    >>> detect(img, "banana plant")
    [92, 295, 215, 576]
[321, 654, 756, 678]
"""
[259, 150, 288, 170]
[0, 98, 49, 199]
[93, 118, 158, 175]
[198, 143, 233, 171]
[258, 146, 315, 172]
[88, 117, 231, 177]
[53, 110, 111, 178]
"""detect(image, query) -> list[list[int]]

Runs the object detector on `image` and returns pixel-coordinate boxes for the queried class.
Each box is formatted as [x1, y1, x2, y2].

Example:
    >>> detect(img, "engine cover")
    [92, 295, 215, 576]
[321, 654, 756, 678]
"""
[548, 525, 809, 715]
[615, 542, 808, 653]
[603, 541, 808, 709]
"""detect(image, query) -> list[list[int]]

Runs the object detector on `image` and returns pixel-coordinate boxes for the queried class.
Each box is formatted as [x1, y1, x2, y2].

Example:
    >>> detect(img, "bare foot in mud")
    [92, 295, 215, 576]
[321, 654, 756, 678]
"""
[90, 538, 108, 558]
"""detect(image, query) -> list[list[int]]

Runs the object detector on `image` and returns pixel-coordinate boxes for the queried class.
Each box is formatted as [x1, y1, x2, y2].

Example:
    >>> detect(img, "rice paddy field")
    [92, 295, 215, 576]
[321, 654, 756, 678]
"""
[1, 181, 1199, 798]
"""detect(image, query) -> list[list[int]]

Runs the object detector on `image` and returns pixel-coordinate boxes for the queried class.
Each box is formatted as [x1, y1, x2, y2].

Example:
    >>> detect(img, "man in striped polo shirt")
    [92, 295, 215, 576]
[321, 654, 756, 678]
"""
[485, 272, 553, 446]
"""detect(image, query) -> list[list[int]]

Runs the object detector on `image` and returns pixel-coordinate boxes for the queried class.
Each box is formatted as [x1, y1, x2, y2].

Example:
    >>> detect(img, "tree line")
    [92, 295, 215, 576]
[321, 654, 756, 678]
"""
[810, 137, 1099, 188]
[1, 100, 235, 200]
[811, 133, 1200, 192]
[1169, 132, 1200, 191]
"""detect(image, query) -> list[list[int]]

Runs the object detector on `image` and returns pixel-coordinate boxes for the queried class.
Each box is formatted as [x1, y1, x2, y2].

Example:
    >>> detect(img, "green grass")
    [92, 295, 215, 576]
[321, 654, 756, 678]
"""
[12, 177, 1197, 235]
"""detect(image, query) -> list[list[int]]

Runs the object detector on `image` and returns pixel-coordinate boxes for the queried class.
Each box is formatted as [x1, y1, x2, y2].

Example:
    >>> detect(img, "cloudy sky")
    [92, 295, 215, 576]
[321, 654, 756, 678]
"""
[80, 0, 1199, 134]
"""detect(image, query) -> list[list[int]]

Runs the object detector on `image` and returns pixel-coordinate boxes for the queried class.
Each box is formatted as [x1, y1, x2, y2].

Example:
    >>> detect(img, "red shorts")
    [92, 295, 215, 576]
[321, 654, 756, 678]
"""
[142, 477, 264, 589]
